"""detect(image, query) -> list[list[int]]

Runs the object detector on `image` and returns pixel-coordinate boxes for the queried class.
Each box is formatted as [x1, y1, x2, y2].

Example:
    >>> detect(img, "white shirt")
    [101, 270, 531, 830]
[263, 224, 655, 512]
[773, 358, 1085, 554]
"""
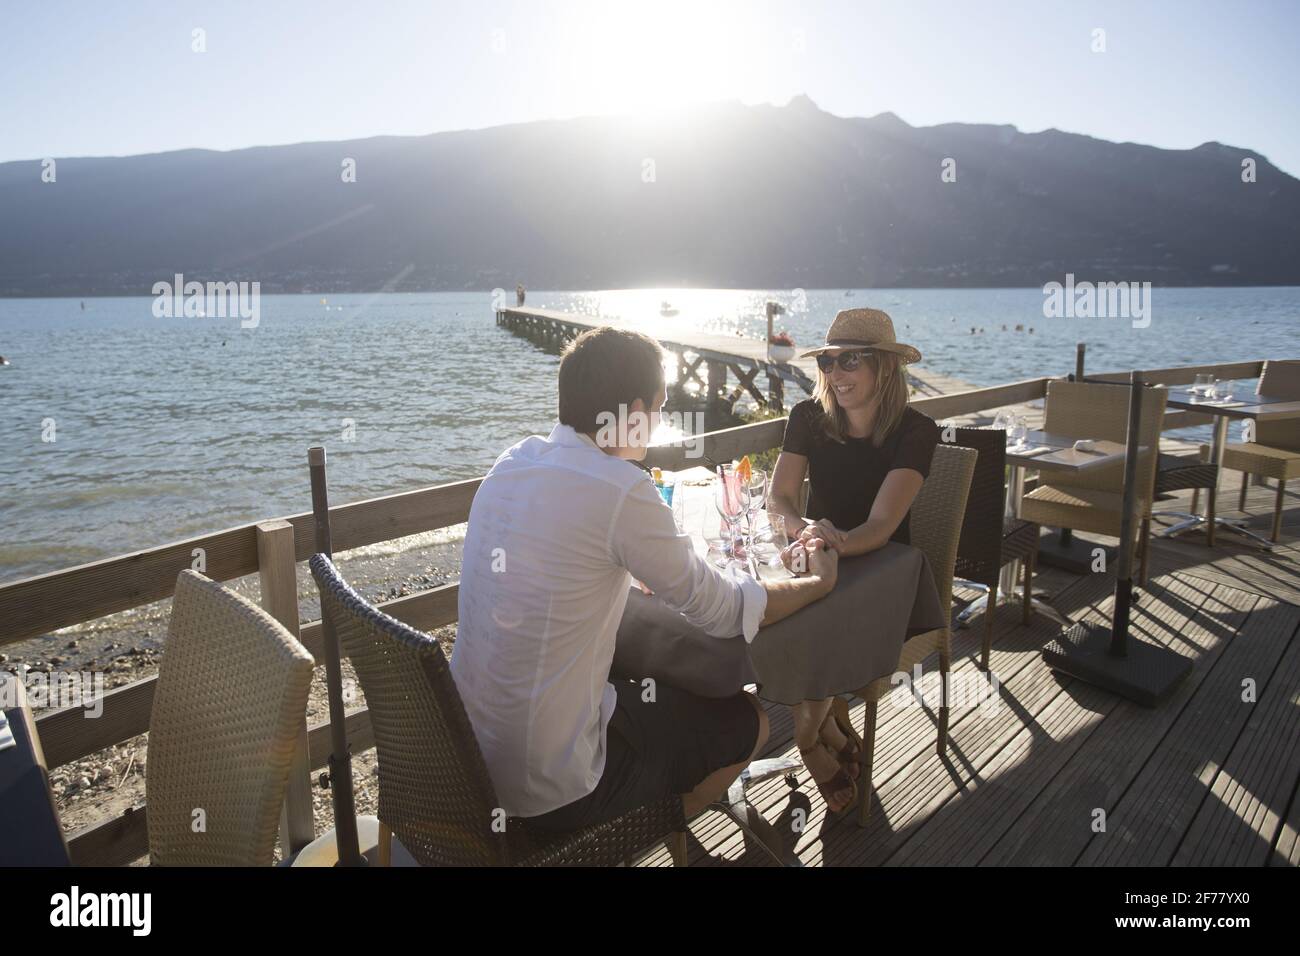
[449, 422, 767, 818]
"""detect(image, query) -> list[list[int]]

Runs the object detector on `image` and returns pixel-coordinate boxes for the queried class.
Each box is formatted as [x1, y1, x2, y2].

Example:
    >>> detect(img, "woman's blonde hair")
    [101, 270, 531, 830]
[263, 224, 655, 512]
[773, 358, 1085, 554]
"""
[812, 349, 909, 446]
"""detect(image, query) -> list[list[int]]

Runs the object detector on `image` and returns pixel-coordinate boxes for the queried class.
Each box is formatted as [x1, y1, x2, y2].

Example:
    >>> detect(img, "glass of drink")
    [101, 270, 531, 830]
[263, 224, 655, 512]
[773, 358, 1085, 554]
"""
[1192, 373, 1213, 395]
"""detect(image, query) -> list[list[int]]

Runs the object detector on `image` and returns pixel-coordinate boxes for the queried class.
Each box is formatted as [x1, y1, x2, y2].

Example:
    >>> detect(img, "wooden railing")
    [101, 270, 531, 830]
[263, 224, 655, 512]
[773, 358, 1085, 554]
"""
[0, 361, 1268, 864]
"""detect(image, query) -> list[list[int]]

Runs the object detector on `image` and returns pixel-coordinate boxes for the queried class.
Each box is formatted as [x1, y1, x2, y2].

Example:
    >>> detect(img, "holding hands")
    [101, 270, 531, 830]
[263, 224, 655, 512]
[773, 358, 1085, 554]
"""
[780, 532, 839, 588]
[797, 518, 849, 553]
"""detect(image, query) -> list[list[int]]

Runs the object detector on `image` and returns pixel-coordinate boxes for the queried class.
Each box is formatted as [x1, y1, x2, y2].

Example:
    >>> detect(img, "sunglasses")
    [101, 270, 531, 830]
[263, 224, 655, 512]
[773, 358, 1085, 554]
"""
[816, 349, 872, 373]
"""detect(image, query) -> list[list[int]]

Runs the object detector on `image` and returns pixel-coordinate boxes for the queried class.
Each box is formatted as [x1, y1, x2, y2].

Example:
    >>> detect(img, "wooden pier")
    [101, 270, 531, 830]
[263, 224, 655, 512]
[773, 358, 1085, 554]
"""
[496, 306, 972, 418]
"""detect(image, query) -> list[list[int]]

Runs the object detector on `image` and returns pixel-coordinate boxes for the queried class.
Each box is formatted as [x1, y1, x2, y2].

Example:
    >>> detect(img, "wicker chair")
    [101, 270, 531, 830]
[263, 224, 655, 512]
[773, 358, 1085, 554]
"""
[307, 553, 687, 866]
[1019, 381, 1167, 585]
[1221, 360, 1300, 543]
[147, 570, 314, 866]
[833, 443, 977, 827]
[947, 427, 1040, 670]
[1147, 448, 1220, 546]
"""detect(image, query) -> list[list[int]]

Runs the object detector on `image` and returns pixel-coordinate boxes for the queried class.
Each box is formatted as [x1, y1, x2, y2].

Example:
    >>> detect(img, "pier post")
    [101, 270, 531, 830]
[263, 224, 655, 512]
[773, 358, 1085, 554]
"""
[768, 371, 784, 413]
[257, 520, 315, 857]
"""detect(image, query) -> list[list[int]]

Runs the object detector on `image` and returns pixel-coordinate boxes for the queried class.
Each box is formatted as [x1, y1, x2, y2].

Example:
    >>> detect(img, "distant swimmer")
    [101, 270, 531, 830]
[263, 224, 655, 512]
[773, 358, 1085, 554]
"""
[0, 355, 9, 366]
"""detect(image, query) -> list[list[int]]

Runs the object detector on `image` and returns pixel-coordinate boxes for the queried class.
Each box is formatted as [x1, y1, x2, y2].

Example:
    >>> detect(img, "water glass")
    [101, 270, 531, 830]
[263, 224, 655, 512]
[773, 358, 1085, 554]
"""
[992, 409, 1014, 442]
[763, 513, 790, 569]
[1212, 380, 1234, 403]
[1192, 373, 1213, 395]
[1009, 415, 1028, 450]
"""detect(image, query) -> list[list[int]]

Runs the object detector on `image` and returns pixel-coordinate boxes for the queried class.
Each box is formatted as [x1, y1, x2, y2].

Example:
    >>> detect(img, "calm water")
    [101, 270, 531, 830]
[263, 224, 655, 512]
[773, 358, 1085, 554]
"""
[1, 287, 1296, 582]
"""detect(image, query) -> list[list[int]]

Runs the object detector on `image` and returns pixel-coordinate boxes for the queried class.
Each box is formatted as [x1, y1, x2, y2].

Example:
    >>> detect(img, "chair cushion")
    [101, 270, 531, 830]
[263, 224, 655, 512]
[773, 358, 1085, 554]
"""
[1019, 483, 1126, 537]
[1220, 442, 1300, 480]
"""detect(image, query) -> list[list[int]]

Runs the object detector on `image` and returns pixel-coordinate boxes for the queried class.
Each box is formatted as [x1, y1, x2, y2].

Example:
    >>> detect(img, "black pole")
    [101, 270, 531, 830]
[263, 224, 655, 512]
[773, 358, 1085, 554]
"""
[308, 446, 364, 867]
[1075, 342, 1086, 381]
[1109, 371, 1145, 657]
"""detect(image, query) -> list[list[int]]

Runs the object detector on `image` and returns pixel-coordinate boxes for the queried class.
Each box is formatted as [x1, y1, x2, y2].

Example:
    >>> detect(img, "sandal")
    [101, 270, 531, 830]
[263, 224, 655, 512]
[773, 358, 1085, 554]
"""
[822, 698, 864, 780]
[798, 742, 858, 814]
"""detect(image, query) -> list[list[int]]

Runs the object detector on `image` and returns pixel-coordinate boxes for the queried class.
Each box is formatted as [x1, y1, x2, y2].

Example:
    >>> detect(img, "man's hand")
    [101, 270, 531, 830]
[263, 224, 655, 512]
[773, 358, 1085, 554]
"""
[781, 536, 838, 590]
[805, 536, 839, 590]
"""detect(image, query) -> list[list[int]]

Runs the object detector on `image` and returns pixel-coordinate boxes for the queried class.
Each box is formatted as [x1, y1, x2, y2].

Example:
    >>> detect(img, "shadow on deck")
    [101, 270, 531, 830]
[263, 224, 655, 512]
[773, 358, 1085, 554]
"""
[636, 479, 1300, 867]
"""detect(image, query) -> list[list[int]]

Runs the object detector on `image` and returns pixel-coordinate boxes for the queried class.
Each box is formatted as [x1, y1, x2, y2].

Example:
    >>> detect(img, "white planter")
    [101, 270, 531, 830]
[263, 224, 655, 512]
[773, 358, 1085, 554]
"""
[768, 344, 796, 363]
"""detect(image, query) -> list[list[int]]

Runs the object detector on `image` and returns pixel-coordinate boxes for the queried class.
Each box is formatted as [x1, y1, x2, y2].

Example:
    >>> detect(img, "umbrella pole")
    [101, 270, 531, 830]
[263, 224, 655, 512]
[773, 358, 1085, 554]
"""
[1041, 371, 1192, 707]
[308, 446, 364, 867]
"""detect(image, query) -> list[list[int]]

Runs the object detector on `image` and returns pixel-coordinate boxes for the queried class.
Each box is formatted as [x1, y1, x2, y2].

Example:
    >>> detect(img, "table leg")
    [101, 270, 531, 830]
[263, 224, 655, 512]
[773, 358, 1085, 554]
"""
[995, 462, 1069, 627]
[711, 759, 805, 867]
[1158, 414, 1273, 549]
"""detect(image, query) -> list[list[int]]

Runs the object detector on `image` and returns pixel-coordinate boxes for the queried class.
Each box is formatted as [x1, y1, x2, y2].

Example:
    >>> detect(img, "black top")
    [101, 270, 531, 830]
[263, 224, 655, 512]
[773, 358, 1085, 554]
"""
[781, 400, 939, 545]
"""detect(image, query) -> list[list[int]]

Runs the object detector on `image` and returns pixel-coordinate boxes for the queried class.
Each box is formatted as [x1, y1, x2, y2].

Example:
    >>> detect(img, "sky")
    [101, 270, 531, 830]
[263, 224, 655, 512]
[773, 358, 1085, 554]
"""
[3, 0, 1299, 175]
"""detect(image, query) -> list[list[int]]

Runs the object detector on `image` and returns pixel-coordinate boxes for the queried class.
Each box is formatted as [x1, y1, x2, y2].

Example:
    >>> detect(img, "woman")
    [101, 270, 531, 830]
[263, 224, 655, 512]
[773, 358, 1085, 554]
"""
[768, 308, 938, 813]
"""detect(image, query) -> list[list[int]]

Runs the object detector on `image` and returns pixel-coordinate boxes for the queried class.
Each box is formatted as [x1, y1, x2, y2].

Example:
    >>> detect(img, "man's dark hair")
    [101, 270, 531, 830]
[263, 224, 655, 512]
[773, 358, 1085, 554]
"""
[558, 327, 665, 434]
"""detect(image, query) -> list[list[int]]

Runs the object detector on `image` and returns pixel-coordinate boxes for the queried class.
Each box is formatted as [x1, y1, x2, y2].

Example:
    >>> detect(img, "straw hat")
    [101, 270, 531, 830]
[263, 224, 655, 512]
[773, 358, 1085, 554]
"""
[798, 308, 921, 365]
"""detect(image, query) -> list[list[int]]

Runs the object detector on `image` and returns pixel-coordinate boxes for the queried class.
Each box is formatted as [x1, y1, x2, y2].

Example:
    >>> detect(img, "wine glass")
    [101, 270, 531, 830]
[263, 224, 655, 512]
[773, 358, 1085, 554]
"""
[741, 468, 768, 546]
[714, 466, 744, 560]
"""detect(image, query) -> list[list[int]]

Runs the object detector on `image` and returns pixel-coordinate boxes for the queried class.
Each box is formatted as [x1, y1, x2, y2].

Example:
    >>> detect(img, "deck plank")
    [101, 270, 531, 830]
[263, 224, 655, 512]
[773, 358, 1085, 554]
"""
[1077, 589, 1297, 865]
[891, 574, 1217, 866]
[1173, 607, 1300, 865]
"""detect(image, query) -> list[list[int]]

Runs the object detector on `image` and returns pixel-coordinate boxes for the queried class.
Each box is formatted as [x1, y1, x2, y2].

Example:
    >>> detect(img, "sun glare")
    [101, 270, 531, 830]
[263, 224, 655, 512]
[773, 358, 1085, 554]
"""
[564, 0, 765, 115]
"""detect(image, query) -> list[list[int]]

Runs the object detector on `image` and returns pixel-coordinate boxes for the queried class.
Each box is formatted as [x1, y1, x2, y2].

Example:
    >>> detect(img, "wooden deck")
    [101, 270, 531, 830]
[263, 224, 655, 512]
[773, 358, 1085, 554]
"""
[635, 477, 1300, 866]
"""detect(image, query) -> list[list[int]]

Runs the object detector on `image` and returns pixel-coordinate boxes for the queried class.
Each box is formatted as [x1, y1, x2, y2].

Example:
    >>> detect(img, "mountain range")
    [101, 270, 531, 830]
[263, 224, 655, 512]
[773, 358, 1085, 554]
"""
[2, 95, 1296, 296]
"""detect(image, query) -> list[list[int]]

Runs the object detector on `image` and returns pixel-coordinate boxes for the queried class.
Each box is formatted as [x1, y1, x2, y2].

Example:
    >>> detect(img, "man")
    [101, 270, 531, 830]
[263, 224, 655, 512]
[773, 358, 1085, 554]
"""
[450, 326, 838, 833]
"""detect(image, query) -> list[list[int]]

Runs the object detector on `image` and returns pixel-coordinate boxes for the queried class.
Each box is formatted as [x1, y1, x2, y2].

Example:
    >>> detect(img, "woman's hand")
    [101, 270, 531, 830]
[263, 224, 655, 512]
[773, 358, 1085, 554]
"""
[799, 519, 849, 553]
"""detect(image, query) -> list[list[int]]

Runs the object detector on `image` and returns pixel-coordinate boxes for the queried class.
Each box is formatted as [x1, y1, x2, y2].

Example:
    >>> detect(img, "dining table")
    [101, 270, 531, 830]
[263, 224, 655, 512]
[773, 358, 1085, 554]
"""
[610, 467, 947, 863]
[1157, 380, 1300, 550]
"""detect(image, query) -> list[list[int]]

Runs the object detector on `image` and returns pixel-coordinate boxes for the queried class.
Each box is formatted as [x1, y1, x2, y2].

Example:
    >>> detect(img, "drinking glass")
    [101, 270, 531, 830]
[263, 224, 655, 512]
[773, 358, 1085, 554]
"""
[992, 409, 1014, 443]
[741, 468, 768, 551]
[702, 507, 728, 566]
[1192, 373, 1213, 395]
[763, 512, 790, 569]
[671, 481, 686, 534]
[1009, 415, 1028, 450]
[714, 467, 744, 559]
[1212, 380, 1234, 403]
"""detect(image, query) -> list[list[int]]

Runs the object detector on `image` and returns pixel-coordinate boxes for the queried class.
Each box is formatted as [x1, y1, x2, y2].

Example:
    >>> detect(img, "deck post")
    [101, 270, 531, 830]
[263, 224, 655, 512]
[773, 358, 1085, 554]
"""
[256, 519, 315, 857]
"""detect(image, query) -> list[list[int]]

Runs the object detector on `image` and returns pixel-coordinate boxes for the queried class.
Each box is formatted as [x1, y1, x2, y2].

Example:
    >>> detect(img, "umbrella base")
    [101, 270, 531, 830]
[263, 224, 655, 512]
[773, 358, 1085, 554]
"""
[1042, 621, 1192, 708]
[1036, 528, 1117, 575]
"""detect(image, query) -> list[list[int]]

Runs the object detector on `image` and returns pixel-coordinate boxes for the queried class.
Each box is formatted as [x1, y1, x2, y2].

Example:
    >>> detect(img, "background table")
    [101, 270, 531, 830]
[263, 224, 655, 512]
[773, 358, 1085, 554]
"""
[1160, 381, 1299, 549]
